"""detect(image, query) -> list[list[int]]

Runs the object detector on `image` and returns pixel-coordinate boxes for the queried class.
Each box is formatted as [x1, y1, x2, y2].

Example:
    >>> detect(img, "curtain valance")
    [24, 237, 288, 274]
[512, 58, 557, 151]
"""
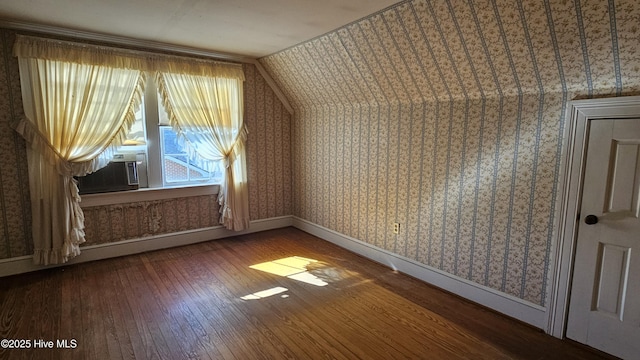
[13, 35, 245, 80]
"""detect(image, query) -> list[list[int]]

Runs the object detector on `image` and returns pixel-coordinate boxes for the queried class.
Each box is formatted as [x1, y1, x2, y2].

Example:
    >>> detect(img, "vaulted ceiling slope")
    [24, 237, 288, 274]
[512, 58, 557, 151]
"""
[260, 0, 640, 107]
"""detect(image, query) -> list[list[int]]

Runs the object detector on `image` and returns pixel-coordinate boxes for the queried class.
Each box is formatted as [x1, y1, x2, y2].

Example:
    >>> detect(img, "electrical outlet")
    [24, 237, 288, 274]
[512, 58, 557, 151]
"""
[393, 222, 400, 234]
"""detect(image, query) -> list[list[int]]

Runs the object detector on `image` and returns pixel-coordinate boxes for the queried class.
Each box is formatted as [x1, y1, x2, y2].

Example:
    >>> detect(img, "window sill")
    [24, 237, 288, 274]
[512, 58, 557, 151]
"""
[79, 184, 220, 208]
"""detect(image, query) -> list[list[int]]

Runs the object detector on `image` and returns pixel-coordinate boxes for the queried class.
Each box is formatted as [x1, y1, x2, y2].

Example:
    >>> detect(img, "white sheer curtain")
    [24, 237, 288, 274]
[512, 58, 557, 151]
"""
[15, 56, 143, 265]
[156, 71, 249, 231]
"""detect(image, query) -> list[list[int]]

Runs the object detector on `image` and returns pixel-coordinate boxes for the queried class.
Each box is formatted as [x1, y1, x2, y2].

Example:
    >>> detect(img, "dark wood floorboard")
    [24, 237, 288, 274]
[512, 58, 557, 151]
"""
[0, 227, 617, 359]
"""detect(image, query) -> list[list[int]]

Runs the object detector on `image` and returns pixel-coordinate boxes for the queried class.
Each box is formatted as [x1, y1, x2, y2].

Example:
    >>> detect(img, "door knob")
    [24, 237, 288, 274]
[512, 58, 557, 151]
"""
[584, 215, 598, 225]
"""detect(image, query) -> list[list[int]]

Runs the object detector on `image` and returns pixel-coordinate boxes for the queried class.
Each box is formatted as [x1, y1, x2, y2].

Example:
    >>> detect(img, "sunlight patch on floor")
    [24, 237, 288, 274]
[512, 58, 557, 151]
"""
[249, 256, 328, 287]
[240, 286, 289, 300]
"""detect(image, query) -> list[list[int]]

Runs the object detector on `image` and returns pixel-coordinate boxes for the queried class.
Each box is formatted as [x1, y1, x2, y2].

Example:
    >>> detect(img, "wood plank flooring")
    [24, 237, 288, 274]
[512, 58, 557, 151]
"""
[0, 227, 614, 359]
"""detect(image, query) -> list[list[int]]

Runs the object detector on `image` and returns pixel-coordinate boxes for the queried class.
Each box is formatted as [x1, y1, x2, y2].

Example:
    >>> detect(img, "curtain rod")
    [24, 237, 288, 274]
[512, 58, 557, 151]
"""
[0, 19, 294, 114]
[0, 19, 256, 64]
[15, 34, 246, 71]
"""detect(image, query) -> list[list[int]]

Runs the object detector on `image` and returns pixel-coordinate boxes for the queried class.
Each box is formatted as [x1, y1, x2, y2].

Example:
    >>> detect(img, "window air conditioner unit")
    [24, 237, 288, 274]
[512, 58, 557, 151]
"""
[76, 153, 139, 195]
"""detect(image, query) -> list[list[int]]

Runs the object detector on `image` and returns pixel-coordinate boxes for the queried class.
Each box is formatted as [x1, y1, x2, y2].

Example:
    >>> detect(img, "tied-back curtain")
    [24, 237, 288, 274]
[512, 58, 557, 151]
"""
[15, 57, 144, 265]
[156, 71, 249, 231]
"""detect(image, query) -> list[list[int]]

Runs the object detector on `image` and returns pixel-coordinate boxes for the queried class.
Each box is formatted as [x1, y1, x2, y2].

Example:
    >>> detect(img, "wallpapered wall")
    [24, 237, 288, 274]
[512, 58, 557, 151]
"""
[260, 0, 640, 306]
[0, 30, 293, 257]
[83, 195, 221, 245]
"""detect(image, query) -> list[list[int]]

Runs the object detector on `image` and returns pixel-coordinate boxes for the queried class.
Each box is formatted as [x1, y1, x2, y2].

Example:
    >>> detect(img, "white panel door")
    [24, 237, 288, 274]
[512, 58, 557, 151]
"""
[566, 119, 640, 359]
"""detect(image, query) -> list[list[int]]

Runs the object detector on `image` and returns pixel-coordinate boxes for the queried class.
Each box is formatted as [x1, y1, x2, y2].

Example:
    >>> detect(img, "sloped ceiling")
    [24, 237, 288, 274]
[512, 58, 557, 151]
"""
[258, 0, 640, 307]
[261, 0, 640, 106]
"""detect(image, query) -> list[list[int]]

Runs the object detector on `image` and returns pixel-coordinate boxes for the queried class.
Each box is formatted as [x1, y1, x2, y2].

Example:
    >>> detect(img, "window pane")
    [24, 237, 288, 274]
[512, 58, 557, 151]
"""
[157, 93, 171, 126]
[164, 155, 189, 183]
[161, 127, 186, 156]
[160, 126, 223, 185]
[124, 99, 146, 146]
[190, 165, 208, 180]
[117, 99, 148, 189]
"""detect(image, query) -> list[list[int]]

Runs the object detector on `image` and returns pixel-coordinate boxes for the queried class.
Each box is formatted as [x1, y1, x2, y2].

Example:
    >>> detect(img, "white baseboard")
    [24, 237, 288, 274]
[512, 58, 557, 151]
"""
[2, 214, 548, 329]
[292, 217, 548, 330]
[0, 216, 293, 277]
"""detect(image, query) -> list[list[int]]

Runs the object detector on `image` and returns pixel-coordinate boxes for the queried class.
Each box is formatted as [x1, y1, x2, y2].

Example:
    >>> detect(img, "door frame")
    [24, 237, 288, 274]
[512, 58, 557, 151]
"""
[548, 95, 640, 338]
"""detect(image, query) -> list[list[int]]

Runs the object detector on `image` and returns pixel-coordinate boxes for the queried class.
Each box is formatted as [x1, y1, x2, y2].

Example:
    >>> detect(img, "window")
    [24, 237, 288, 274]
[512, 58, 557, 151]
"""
[82, 75, 225, 193]
[18, 35, 248, 237]
[159, 126, 224, 185]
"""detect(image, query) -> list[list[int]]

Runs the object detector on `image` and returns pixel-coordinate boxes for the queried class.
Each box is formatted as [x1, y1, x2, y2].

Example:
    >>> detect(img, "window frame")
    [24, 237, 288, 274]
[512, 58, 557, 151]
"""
[79, 73, 223, 207]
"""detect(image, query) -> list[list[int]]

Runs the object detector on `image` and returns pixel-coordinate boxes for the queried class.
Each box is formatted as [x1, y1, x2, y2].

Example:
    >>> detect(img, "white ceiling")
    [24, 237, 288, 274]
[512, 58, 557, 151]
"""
[0, 0, 401, 58]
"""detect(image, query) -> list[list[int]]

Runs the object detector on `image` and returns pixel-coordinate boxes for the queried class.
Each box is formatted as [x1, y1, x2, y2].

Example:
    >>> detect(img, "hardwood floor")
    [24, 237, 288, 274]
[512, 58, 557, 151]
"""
[0, 227, 614, 359]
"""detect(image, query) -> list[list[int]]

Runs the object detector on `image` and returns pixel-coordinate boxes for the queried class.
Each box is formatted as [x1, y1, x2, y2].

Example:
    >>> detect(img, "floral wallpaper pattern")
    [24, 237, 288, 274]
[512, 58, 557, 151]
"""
[260, 0, 640, 306]
[244, 64, 293, 221]
[0, 31, 292, 257]
[0, 31, 31, 260]
[82, 195, 221, 246]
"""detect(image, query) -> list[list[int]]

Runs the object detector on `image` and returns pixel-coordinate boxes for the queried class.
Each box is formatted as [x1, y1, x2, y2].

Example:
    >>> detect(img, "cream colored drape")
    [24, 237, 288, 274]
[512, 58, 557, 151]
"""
[13, 35, 245, 79]
[15, 57, 143, 264]
[156, 71, 249, 231]
[12, 35, 246, 262]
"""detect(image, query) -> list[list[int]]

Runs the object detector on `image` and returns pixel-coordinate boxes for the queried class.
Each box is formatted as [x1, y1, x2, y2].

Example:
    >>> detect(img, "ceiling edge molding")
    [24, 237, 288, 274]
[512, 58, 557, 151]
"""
[252, 60, 294, 115]
[0, 18, 294, 115]
[0, 19, 255, 63]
